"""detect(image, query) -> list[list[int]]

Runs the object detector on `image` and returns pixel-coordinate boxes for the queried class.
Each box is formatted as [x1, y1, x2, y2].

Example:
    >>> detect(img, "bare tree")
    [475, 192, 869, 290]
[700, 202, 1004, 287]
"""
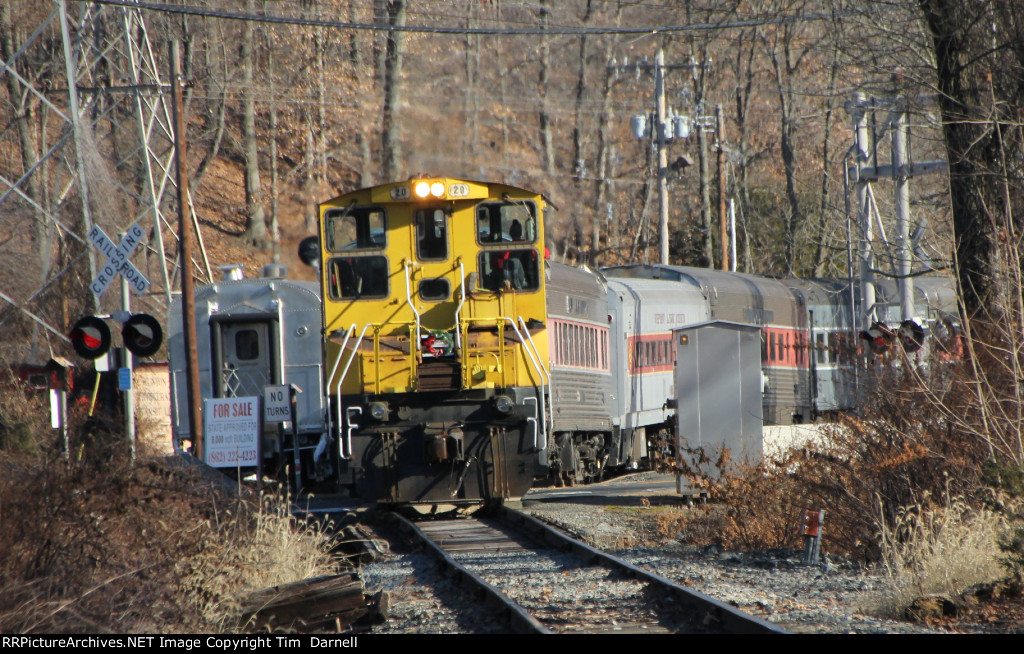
[240, 1, 267, 247]
[381, 0, 407, 181]
[918, 0, 1024, 322]
[756, 0, 825, 275]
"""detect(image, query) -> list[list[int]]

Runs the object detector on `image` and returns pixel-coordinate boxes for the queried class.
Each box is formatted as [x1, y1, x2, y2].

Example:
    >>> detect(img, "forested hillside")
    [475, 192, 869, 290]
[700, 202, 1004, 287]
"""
[2, 1, 1021, 362]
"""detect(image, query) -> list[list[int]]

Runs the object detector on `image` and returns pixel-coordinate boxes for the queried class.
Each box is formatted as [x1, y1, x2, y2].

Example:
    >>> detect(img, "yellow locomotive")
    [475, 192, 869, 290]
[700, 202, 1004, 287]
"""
[317, 177, 551, 508]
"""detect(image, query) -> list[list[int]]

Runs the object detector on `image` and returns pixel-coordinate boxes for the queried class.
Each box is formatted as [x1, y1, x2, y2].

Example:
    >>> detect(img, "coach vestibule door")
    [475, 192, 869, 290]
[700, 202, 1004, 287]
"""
[215, 320, 277, 398]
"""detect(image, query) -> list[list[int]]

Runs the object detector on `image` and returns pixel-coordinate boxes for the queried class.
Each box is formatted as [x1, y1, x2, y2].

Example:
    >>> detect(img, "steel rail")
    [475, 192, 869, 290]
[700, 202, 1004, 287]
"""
[392, 506, 789, 634]
[499, 506, 790, 635]
[391, 512, 552, 634]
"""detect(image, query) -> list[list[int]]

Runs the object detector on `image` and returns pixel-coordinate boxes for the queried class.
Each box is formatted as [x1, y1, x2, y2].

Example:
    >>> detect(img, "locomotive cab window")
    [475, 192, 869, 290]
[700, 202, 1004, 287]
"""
[415, 208, 449, 261]
[325, 206, 386, 252]
[476, 201, 537, 244]
[327, 255, 389, 300]
[477, 250, 540, 291]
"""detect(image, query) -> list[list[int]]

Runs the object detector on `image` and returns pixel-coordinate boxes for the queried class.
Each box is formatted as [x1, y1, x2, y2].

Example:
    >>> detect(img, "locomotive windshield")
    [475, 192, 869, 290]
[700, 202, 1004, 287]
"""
[326, 255, 389, 300]
[415, 208, 449, 261]
[325, 206, 386, 251]
[476, 201, 537, 244]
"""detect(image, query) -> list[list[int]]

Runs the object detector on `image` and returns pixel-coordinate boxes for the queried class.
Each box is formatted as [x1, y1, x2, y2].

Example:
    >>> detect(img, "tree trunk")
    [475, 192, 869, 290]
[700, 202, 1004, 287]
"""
[1, 4, 43, 252]
[538, 0, 555, 176]
[241, 2, 266, 247]
[381, 0, 407, 181]
[919, 0, 1010, 319]
[813, 45, 841, 277]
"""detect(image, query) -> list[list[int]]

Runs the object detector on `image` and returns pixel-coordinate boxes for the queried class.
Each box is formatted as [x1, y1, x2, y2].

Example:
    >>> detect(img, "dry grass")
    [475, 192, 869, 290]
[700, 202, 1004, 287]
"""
[0, 370, 50, 456]
[675, 360, 1000, 561]
[0, 395, 342, 633]
[872, 493, 1008, 618]
[668, 350, 1024, 621]
[179, 492, 339, 628]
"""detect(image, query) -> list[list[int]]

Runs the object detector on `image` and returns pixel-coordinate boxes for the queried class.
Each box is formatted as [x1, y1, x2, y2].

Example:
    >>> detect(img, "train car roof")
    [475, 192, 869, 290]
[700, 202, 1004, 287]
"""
[603, 263, 795, 298]
[319, 176, 553, 206]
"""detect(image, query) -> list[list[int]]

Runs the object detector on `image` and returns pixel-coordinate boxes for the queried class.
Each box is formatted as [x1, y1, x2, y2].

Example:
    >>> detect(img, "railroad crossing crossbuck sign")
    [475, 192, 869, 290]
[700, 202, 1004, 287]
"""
[87, 223, 151, 299]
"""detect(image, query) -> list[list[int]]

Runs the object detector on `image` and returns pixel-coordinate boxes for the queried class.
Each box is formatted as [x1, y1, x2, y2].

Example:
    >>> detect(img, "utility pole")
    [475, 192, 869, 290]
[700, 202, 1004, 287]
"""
[616, 50, 707, 265]
[845, 92, 948, 332]
[171, 40, 203, 458]
[847, 93, 876, 330]
[655, 50, 670, 266]
[891, 108, 913, 322]
[717, 104, 728, 270]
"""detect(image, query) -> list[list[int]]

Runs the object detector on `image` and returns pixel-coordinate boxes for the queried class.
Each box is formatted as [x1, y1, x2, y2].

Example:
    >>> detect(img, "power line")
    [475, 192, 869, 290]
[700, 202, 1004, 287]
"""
[75, 0, 870, 37]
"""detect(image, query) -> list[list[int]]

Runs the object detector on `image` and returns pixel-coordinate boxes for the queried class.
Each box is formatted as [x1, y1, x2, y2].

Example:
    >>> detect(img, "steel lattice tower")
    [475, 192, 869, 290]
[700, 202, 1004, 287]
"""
[0, 0, 207, 363]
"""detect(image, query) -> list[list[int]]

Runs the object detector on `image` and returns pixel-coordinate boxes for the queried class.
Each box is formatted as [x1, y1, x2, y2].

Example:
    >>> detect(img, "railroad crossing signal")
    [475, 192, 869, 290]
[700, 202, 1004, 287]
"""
[87, 223, 151, 300]
[69, 315, 112, 359]
[69, 313, 163, 359]
[860, 321, 894, 355]
[122, 313, 163, 357]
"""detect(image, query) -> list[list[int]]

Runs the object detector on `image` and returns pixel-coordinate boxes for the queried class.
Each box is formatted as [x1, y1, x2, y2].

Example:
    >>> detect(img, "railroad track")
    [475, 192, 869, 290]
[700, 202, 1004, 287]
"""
[393, 506, 788, 634]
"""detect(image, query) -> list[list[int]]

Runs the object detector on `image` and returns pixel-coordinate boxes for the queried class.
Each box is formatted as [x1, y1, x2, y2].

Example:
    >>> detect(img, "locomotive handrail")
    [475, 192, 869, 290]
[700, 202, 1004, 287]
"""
[325, 324, 356, 458]
[524, 398, 543, 451]
[525, 414, 539, 451]
[329, 324, 369, 459]
[518, 316, 551, 445]
[345, 406, 362, 462]
[403, 260, 422, 347]
[502, 317, 549, 451]
[453, 261, 466, 350]
[518, 316, 551, 384]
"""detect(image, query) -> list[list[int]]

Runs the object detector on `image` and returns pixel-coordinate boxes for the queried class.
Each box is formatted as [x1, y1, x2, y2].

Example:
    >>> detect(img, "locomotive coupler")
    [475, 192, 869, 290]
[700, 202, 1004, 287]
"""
[424, 422, 465, 464]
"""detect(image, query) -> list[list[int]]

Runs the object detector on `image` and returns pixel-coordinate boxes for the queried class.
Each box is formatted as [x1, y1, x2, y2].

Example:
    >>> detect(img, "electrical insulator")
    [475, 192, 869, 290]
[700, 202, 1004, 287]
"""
[631, 114, 647, 139]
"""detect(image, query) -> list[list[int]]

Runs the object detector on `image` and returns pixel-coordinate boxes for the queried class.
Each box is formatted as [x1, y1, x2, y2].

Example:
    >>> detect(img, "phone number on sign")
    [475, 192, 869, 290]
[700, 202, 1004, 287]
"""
[206, 449, 257, 464]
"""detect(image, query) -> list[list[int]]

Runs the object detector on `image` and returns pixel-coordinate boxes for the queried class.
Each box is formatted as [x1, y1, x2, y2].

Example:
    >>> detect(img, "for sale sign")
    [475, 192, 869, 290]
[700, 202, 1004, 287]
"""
[203, 396, 259, 468]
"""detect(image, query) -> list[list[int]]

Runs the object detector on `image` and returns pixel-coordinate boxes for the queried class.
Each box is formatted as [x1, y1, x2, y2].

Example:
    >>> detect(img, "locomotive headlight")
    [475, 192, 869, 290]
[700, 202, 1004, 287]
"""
[430, 182, 445, 197]
[493, 395, 514, 415]
[414, 181, 431, 198]
[369, 401, 389, 421]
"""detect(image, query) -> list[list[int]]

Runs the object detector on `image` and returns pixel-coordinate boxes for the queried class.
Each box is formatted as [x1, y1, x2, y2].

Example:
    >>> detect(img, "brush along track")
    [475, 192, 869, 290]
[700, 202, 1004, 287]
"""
[393, 506, 787, 634]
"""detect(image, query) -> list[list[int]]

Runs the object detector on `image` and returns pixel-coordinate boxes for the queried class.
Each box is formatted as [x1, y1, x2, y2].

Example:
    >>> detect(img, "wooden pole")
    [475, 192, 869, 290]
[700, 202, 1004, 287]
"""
[171, 40, 203, 458]
[717, 104, 728, 271]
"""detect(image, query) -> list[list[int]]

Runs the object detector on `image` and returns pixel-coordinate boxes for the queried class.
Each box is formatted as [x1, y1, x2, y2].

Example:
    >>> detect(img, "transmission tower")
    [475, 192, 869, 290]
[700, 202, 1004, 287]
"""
[0, 0, 208, 363]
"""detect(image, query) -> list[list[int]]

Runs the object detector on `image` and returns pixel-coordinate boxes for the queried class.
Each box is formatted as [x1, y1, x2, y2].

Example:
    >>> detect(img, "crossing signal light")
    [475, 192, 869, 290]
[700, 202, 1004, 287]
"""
[70, 313, 163, 360]
[69, 315, 111, 359]
[898, 319, 925, 353]
[122, 313, 163, 357]
[860, 321, 894, 355]
[932, 316, 961, 354]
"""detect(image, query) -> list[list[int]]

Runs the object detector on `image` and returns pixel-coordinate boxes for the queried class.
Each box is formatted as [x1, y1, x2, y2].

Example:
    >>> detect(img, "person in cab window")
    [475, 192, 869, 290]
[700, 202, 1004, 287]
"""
[509, 219, 524, 242]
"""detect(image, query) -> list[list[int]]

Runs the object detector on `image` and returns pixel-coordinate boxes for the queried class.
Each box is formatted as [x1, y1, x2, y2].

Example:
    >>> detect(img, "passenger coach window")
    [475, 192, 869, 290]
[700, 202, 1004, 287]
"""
[416, 208, 448, 260]
[325, 206, 386, 252]
[327, 256, 389, 300]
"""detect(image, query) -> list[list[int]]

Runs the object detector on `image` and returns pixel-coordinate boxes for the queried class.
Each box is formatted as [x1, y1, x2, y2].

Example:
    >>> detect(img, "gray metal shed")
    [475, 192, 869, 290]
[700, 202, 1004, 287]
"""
[673, 321, 763, 477]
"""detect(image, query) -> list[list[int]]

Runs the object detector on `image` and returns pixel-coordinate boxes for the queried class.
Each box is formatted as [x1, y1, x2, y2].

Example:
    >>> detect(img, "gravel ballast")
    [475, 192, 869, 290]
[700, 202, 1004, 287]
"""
[357, 474, 1013, 634]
